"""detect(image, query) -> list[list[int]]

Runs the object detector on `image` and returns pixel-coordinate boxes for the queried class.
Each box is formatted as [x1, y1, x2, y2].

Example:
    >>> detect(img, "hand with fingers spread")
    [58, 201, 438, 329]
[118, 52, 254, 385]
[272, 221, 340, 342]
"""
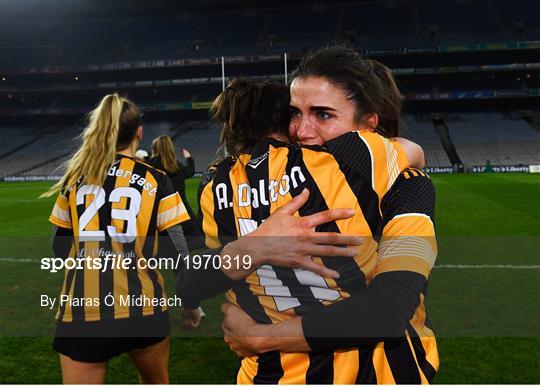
[228, 188, 362, 279]
[178, 188, 362, 300]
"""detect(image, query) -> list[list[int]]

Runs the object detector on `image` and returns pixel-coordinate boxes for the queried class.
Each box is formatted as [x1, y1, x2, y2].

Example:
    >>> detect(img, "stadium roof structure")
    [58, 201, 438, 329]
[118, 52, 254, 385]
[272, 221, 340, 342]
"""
[0, 0, 383, 19]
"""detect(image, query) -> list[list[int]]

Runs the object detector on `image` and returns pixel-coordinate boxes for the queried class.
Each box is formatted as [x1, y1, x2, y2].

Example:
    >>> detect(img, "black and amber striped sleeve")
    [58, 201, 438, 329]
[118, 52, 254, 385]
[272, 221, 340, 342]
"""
[374, 168, 437, 279]
[301, 169, 435, 352]
[49, 192, 72, 229]
[176, 163, 239, 302]
[198, 159, 238, 248]
[199, 179, 222, 249]
[156, 176, 190, 232]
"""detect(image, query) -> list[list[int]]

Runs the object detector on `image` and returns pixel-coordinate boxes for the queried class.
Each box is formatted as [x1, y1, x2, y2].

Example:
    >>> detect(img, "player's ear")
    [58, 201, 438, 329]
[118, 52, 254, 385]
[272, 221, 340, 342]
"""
[137, 125, 143, 141]
[355, 113, 378, 132]
[363, 113, 378, 131]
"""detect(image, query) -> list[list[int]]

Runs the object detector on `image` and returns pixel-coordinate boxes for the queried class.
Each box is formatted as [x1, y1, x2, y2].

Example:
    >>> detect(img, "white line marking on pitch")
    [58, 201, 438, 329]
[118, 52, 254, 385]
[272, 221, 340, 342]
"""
[0, 258, 538, 269]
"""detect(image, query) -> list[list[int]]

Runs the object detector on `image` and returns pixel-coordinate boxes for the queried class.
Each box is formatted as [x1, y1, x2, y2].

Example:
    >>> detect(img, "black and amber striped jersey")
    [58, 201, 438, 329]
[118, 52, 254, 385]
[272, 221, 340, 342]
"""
[199, 131, 437, 383]
[300, 167, 438, 384]
[49, 154, 190, 322]
[200, 132, 411, 321]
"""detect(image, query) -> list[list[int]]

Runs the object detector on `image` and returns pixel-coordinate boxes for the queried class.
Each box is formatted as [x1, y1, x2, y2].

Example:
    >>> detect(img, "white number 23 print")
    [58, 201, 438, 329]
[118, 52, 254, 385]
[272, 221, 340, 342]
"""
[76, 185, 141, 243]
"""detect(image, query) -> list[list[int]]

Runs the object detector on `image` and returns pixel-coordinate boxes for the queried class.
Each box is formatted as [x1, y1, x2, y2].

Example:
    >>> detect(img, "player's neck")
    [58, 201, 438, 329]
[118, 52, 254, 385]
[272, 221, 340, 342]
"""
[117, 142, 137, 158]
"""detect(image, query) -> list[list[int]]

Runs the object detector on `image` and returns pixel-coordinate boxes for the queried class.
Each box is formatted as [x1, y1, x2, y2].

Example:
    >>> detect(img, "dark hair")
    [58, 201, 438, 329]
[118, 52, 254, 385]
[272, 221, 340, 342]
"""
[211, 79, 290, 157]
[291, 46, 401, 137]
[116, 99, 142, 150]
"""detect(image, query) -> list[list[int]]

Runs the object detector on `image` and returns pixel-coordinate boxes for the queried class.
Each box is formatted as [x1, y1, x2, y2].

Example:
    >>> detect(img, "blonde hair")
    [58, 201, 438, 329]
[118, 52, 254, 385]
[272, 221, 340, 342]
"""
[151, 135, 179, 174]
[41, 93, 141, 198]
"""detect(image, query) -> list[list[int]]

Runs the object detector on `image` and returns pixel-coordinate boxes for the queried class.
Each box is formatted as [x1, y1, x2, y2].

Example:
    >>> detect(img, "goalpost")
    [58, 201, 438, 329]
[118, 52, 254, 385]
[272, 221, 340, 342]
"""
[284, 52, 288, 84]
[221, 56, 225, 91]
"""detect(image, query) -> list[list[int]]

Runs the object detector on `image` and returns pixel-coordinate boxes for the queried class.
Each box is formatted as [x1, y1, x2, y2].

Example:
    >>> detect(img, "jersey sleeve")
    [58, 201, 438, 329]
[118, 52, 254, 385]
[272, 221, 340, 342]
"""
[325, 131, 410, 199]
[49, 193, 72, 229]
[156, 176, 190, 232]
[374, 168, 437, 279]
[199, 179, 222, 248]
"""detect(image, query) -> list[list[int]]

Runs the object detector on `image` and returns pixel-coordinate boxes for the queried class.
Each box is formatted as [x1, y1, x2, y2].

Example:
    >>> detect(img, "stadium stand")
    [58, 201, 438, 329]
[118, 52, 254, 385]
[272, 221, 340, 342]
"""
[138, 120, 177, 150]
[446, 112, 540, 166]
[417, 1, 499, 44]
[4, 112, 538, 177]
[0, 120, 217, 178]
[403, 116, 452, 167]
[172, 121, 221, 172]
[341, 2, 419, 49]
[1, 126, 80, 176]
[1, 0, 539, 178]
[1, 1, 538, 68]
[0, 127, 40, 161]
[192, 11, 267, 56]
[263, 6, 339, 53]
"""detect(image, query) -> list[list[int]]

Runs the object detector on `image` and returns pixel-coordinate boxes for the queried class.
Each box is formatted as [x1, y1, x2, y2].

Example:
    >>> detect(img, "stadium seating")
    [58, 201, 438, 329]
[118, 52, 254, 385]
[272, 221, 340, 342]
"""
[446, 112, 540, 166]
[1, 126, 80, 176]
[2, 113, 540, 177]
[2, 1, 538, 68]
[138, 120, 178, 150]
[172, 121, 222, 172]
[402, 116, 453, 167]
[0, 120, 215, 177]
[0, 127, 40, 161]
[1, 1, 539, 176]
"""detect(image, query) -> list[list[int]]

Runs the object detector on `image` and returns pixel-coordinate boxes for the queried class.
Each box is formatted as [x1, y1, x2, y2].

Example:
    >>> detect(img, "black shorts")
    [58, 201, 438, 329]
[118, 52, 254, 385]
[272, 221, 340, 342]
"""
[53, 312, 170, 363]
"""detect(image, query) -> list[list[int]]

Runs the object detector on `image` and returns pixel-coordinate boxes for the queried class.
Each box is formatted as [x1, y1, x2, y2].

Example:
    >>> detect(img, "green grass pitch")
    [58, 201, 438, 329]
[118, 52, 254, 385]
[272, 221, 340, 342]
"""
[0, 174, 539, 383]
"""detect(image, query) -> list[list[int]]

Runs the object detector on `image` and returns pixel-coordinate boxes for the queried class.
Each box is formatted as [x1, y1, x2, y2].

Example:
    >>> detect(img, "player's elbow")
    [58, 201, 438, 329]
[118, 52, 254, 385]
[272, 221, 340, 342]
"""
[397, 138, 425, 169]
[407, 142, 425, 169]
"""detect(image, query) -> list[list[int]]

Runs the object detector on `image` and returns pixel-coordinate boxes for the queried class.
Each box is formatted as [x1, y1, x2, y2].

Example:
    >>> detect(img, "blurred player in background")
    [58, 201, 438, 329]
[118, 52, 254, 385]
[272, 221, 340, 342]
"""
[148, 135, 203, 252]
[42, 94, 197, 383]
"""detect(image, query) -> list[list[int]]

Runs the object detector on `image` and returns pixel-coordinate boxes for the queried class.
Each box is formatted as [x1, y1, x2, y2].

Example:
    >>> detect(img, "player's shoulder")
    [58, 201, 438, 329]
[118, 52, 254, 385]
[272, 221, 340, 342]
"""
[380, 167, 435, 220]
[199, 160, 223, 192]
[322, 131, 375, 180]
[383, 167, 435, 212]
[128, 157, 172, 187]
[324, 130, 377, 159]
[58, 184, 73, 197]
[389, 168, 434, 195]
[396, 167, 432, 183]
[113, 156, 172, 195]
[215, 155, 236, 172]
[325, 129, 381, 147]
[204, 156, 236, 186]
[134, 157, 167, 176]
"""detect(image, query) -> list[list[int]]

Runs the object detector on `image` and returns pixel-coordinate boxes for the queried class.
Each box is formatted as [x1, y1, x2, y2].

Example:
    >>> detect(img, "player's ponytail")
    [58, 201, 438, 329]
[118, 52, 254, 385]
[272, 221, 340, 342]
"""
[211, 79, 290, 157]
[211, 79, 254, 156]
[41, 93, 140, 197]
[367, 59, 401, 138]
